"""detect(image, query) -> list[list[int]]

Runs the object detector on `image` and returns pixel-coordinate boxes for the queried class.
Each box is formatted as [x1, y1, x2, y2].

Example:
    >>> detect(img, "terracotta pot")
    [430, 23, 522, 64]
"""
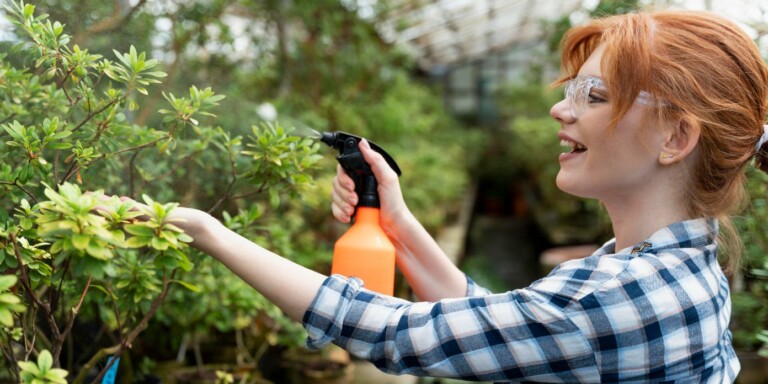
[281, 346, 354, 384]
[736, 349, 768, 384]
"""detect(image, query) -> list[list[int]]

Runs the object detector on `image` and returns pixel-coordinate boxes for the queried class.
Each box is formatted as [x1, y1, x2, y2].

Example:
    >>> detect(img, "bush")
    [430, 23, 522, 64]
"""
[1, 1, 477, 382]
[0, 2, 322, 382]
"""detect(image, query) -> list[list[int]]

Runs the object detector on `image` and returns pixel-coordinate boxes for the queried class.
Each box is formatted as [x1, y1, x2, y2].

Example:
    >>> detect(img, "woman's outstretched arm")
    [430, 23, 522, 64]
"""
[170, 207, 326, 321]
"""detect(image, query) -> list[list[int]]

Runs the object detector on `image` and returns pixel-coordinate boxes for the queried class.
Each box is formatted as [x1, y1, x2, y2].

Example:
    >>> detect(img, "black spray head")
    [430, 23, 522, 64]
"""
[320, 131, 401, 209]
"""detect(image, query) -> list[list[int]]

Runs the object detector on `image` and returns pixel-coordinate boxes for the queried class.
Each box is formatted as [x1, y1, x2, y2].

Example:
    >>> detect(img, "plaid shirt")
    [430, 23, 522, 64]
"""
[303, 218, 740, 382]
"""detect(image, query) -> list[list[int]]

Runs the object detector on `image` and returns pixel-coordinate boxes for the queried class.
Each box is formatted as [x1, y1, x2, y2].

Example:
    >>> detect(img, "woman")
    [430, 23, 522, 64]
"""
[153, 10, 768, 382]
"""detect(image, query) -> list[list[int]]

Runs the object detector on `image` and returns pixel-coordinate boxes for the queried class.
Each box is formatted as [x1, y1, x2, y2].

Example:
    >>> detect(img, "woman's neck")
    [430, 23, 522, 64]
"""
[602, 186, 691, 251]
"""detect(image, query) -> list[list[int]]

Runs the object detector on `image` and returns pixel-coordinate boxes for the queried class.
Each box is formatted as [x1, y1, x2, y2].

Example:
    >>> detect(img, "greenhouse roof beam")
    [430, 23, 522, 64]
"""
[380, 0, 583, 71]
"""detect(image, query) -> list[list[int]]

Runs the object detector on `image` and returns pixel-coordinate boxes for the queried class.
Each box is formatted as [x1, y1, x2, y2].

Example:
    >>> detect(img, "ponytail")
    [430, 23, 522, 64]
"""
[756, 125, 768, 173]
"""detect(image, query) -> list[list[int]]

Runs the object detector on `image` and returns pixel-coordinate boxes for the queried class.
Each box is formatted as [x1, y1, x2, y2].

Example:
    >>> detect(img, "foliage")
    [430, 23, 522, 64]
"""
[0, 1, 324, 382]
[1, 0, 475, 381]
[17, 350, 68, 384]
[0, 275, 24, 327]
[732, 165, 768, 351]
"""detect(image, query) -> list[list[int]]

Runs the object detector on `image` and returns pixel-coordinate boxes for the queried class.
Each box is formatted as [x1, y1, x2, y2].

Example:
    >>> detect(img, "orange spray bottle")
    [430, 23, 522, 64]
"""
[320, 132, 401, 296]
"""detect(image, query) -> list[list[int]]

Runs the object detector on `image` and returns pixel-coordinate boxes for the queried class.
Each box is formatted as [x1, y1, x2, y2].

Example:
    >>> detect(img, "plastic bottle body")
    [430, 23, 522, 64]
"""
[331, 207, 395, 296]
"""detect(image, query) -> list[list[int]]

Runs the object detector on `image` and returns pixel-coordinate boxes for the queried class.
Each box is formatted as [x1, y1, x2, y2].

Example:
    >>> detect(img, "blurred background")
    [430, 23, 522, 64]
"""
[0, 0, 766, 383]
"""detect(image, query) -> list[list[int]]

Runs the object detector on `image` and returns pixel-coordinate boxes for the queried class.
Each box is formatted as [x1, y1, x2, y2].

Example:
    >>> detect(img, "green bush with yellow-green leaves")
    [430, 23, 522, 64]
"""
[0, 0, 477, 382]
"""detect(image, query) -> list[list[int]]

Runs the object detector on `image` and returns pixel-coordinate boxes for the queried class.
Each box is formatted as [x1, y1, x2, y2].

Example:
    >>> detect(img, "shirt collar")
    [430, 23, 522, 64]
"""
[592, 218, 717, 256]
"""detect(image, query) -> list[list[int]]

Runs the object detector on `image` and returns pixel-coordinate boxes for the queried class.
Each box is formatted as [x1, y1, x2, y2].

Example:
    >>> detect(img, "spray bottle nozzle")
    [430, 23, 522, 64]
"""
[320, 131, 401, 210]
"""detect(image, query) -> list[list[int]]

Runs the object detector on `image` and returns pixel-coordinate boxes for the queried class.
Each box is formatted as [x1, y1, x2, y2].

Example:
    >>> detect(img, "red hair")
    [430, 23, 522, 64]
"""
[557, 10, 768, 272]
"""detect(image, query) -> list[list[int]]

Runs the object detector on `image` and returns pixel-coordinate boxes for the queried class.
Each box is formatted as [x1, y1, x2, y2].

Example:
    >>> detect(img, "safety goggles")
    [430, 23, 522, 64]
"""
[564, 75, 661, 118]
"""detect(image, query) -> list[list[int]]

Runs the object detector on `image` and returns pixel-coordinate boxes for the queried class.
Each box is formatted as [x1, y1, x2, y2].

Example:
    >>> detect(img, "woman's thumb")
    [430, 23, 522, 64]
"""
[359, 139, 398, 186]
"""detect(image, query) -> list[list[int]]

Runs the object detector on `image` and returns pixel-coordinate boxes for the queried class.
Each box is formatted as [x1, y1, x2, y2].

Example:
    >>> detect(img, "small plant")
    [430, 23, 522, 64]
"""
[18, 350, 68, 384]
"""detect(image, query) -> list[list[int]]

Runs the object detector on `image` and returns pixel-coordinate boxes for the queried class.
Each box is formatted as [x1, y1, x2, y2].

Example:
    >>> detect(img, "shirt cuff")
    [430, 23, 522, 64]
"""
[301, 274, 364, 350]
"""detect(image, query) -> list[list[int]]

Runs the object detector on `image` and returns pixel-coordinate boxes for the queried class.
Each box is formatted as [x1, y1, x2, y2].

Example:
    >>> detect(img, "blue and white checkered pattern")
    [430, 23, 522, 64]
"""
[303, 218, 740, 382]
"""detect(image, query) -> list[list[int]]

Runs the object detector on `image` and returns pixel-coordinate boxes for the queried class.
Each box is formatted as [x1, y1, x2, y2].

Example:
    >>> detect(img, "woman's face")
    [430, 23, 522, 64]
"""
[550, 45, 666, 204]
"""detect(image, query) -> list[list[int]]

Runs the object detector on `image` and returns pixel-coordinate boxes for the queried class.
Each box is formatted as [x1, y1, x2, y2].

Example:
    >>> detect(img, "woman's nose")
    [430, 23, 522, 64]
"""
[550, 98, 575, 124]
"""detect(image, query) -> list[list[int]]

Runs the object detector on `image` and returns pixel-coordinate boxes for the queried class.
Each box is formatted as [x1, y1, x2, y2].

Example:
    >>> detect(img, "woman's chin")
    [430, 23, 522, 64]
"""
[555, 173, 590, 199]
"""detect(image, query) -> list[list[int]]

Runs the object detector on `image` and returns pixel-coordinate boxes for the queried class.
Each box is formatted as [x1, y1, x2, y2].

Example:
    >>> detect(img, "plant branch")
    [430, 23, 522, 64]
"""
[11, 233, 49, 313]
[128, 149, 141, 197]
[60, 136, 168, 184]
[106, 286, 124, 334]
[10, 233, 62, 360]
[1, 332, 20, 382]
[0, 113, 16, 125]
[0, 179, 39, 205]
[83, 0, 148, 37]
[22, 304, 41, 360]
[206, 148, 239, 214]
[54, 151, 60, 186]
[228, 177, 270, 201]
[71, 98, 121, 134]
[88, 269, 176, 384]
[57, 67, 76, 105]
[72, 344, 121, 384]
[51, 256, 72, 313]
[60, 275, 92, 341]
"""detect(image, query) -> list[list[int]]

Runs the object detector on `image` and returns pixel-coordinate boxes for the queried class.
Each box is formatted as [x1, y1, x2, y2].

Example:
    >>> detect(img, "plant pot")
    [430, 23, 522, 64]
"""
[153, 363, 272, 384]
[280, 346, 354, 384]
[736, 349, 768, 384]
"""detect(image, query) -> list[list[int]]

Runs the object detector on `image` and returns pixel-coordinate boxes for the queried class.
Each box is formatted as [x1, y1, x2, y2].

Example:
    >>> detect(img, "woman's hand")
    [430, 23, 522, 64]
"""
[330, 139, 412, 234]
[331, 140, 468, 301]
[103, 196, 220, 247]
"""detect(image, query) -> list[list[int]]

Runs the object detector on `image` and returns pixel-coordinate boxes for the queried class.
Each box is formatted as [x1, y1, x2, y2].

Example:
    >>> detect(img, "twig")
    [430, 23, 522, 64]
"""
[128, 150, 141, 197]
[87, 269, 176, 384]
[60, 136, 167, 184]
[57, 67, 76, 105]
[11, 233, 50, 313]
[23, 305, 40, 360]
[70, 98, 121, 134]
[0, 113, 16, 125]
[54, 151, 60, 186]
[11, 233, 62, 363]
[206, 146, 239, 214]
[59, 275, 92, 345]
[0, 179, 39, 205]
[227, 182, 268, 201]
[51, 256, 72, 313]
[72, 344, 121, 384]
[106, 286, 124, 334]
[1, 332, 20, 382]
[83, 0, 148, 36]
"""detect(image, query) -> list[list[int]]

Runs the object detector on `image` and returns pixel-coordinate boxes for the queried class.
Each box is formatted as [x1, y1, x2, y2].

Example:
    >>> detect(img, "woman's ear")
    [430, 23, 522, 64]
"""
[659, 118, 700, 164]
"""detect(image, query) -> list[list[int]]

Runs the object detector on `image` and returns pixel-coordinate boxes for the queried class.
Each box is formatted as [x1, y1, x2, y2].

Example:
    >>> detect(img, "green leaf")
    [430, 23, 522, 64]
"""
[37, 350, 53, 371]
[45, 368, 68, 383]
[124, 224, 156, 237]
[150, 237, 169, 251]
[71, 233, 90, 250]
[126, 237, 150, 248]
[88, 284, 117, 299]
[0, 293, 21, 305]
[85, 242, 112, 260]
[17, 361, 40, 376]
[0, 310, 13, 327]
[0, 275, 17, 290]
[170, 279, 200, 292]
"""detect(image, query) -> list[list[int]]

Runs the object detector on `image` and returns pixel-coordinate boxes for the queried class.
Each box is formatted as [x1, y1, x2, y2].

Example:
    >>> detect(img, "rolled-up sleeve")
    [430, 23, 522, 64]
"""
[465, 276, 493, 297]
[302, 274, 598, 382]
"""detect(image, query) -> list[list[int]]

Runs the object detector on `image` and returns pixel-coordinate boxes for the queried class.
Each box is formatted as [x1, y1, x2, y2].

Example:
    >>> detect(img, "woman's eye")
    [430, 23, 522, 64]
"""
[588, 93, 607, 103]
